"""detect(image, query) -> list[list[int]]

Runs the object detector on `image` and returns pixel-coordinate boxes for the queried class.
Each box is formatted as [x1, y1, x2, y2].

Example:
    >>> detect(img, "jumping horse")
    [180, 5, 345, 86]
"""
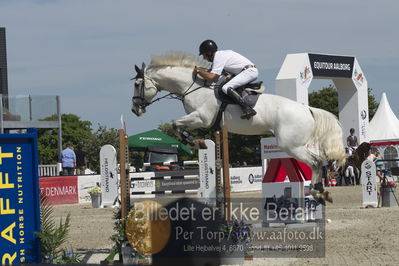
[131, 52, 346, 204]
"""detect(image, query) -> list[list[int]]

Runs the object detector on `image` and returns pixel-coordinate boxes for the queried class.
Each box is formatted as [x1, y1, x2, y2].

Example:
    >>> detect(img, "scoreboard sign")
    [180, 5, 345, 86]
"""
[0, 129, 41, 264]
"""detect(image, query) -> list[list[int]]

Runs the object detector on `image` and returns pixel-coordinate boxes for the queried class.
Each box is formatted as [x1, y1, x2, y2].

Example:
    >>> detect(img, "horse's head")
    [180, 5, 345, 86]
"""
[131, 63, 159, 116]
[353, 142, 371, 169]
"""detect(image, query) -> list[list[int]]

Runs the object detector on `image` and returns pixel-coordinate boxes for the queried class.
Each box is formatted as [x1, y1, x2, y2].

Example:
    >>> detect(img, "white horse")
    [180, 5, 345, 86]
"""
[131, 52, 346, 203]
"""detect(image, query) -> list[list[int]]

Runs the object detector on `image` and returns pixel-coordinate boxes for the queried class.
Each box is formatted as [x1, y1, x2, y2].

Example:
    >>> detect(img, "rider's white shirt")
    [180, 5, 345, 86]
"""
[211, 50, 254, 75]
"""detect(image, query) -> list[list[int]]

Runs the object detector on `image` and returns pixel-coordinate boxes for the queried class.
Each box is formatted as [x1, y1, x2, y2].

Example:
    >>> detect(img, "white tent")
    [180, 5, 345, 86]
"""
[369, 92, 399, 172]
[369, 92, 399, 141]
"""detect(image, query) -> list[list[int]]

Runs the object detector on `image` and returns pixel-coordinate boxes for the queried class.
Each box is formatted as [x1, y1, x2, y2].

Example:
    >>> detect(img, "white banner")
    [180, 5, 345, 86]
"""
[303, 181, 323, 220]
[100, 145, 119, 207]
[229, 167, 263, 192]
[198, 139, 216, 204]
[78, 174, 101, 203]
[261, 137, 290, 160]
[361, 160, 378, 207]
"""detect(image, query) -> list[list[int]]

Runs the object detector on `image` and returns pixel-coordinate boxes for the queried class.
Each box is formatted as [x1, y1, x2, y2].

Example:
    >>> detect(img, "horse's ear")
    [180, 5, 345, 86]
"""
[135, 64, 141, 74]
[132, 64, 144, 80]
[141, 62, 146, 71]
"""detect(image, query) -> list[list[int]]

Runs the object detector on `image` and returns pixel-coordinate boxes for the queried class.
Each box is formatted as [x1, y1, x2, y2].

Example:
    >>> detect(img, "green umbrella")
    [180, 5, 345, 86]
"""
[128, 129, 192, 154]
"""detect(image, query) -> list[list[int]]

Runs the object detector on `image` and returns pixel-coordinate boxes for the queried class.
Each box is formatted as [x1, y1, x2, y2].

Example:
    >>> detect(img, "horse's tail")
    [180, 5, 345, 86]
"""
[309, 107, 346, 168]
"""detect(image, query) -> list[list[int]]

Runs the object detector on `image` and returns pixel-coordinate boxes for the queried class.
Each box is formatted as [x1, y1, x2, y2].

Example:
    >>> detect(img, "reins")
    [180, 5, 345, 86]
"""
[146, 74, 215, 106]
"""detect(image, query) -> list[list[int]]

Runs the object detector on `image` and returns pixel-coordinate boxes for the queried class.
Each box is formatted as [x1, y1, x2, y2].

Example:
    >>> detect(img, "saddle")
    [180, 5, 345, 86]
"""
[210, 81, 264, 131]
[215, 84, 262, 108]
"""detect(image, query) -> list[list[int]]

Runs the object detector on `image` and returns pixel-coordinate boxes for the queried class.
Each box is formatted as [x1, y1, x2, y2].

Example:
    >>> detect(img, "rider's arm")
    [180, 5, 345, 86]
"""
[194, 67, 218, 82]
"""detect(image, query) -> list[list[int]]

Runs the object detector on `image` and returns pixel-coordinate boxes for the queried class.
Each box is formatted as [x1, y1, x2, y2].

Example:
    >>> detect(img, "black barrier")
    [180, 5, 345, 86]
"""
[152, 198, 222, 265]
[133, 196, 326, 263]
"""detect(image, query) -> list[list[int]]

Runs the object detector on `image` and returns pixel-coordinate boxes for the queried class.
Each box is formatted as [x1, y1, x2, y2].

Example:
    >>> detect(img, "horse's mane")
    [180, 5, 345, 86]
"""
[149, 52, 208, 69]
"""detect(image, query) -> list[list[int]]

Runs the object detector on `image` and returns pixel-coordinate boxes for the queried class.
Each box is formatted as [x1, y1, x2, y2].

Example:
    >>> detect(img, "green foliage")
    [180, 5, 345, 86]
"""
[309, 85, 339, 117]
[367, 88, 379, 120]
[38, 114, 92, 165]
[308, 85, 379, 119]
[228, 133, 263, 166]
[38, 114, 118, 173]
[82, 125, 119, 173]
[35, 193, 81, 264]
[106, 208, 127, 261]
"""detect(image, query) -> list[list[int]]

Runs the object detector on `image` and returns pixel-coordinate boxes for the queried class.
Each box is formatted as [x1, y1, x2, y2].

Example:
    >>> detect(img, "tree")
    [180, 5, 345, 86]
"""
[309, 85, 379, 119]
[38, 114, 92, 164]
[38, 114, 119, 173]
[82, 125, 119, 173]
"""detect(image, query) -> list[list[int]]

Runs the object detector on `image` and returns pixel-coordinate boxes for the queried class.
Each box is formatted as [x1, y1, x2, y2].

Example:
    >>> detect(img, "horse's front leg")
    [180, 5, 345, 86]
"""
[172, 111, 212, 149]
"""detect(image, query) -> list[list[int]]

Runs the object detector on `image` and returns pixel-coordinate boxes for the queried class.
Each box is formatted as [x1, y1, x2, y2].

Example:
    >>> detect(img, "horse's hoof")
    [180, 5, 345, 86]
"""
[310, 189, 326, 206]
[323, 191, 333, 203]
[193, 139, 207, 149]
[310, 189, 320, 199]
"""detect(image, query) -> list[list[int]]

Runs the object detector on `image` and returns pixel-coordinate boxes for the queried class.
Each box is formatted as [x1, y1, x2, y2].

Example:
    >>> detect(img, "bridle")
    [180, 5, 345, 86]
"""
[132, 75, 159, 110]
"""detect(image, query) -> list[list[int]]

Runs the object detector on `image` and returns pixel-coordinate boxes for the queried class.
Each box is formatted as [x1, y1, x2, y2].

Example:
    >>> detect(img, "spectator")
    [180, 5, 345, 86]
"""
[75, 144, 88, 175]
[346, 128, 358, 156]
[61, 144, 76, 176]
[367, 149, 384, 181]
[375, 151, 384, 181]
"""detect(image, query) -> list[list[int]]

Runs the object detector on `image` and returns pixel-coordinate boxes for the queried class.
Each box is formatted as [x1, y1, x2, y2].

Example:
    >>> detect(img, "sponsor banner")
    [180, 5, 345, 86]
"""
[155, 179, 200, 192]
[261, 138, 289, 159]
[0, 129, 41, 264]
[131, 179, 156, 194]
[100, 145, 118, 207]
[304, 181, 323, 220]
[39, 176, 78, 205]
[308, 53, 355, 78]
[130, 172, 156, 197]
[262, 182, 305, 226]
[230, 167, 263, 192]
[78, 174, 101, 203]
[361, 160, 378, 207]
[198, 139, 216, 202]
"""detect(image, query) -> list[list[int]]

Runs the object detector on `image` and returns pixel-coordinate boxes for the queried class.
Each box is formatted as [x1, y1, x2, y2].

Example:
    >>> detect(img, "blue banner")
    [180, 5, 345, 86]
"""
[0, 128, 41, 264]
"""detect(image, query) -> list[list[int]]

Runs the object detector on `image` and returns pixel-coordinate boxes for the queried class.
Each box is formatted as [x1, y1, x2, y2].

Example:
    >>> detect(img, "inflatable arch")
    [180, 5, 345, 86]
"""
[276, 53, 369, 143]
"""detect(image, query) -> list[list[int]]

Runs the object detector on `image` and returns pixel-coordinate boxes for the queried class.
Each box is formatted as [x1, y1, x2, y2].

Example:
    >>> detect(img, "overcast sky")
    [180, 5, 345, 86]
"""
[1, 0, 398, 136]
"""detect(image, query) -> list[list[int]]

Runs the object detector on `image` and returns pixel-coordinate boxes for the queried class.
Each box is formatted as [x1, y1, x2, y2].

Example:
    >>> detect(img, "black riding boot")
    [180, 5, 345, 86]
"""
[226, 88, 257, 119]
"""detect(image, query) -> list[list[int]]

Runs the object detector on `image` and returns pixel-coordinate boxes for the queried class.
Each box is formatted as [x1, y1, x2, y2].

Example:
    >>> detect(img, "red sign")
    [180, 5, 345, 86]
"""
[39, 176, 78, 205]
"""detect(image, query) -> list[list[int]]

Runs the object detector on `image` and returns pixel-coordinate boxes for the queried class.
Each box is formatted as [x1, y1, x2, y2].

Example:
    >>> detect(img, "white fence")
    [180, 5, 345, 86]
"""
[38, 164, 59, 177]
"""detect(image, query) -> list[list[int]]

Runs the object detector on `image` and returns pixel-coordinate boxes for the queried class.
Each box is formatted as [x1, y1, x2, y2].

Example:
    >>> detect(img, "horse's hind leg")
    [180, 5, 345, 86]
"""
[286, 146, 332, 204]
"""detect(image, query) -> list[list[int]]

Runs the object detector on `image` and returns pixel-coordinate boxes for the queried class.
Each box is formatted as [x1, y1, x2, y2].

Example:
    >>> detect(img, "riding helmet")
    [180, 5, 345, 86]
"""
[199, 40, 218, 55]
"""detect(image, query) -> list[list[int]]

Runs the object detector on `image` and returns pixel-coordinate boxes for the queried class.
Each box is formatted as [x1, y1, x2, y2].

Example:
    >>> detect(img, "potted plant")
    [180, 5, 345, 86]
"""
[88, 186, 102, 208]
[220, 218, 253, 265]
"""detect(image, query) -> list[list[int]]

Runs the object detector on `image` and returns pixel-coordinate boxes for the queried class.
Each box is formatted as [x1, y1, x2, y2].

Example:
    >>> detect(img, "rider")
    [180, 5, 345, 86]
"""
[194, 39, 257, 119]
[346, 128, 358, 156]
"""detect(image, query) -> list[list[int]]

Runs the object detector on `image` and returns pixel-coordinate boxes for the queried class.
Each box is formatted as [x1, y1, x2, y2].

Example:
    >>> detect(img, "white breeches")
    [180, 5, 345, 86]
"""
[222, 68, 258, 94]
[345, 166, 355, 177]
